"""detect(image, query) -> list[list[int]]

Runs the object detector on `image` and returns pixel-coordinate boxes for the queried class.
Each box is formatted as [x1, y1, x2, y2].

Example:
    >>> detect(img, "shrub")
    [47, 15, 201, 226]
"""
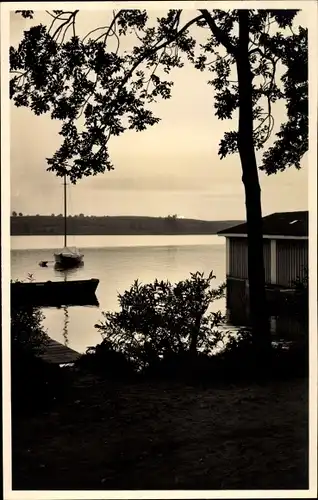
[11, 305, 48, 355]
[76, 340, 137, 381]
[272, 268, 309, 379]
[11, 278, 70, 416]
[288, 267, 308, 328]
[11, 275, 48, 353]
[94, 272, 226, 375]
[217, 327, 308, 382]
[11, 347, 70, 415]
[86, 271, 307, 384]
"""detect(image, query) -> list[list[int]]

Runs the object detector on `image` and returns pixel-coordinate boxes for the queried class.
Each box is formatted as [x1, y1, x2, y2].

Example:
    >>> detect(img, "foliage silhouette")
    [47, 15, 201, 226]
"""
[11, 304, 48, 355]
[288, 267, 308, 330]
[10, 10, 308, 359]
[94, 271, 226, 373]
[11, 278, 70, 415]
[11, 275, 48, 353]
[79, 270, 307, 383]
[10, 10, 307, 179]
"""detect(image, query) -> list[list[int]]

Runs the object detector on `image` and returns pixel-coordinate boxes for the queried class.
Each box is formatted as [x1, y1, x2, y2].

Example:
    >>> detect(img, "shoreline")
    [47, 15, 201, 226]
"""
[10, 215, 243, 237]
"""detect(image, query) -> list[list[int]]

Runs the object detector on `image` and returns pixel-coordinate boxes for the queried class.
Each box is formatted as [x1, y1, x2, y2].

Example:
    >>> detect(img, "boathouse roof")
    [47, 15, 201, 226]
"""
[217, 211, 308, 238]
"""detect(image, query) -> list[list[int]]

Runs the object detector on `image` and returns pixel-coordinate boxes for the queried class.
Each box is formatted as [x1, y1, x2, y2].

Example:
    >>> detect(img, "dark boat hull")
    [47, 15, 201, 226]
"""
[11, 279, 99, 307]
[54, 260, 84, 272]
[54, 254, 84, 269]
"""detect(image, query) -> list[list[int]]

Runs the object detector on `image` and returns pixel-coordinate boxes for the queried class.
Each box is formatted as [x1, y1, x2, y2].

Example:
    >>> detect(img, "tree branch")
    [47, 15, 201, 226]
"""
[45, 11, 59, 19]
[94, 10, 122, 48]
[119, 13, 204, 89]
[82, 25, 109, 43]
[249, 46, 267, 58]
[145, 47, 167, 96]
[199, 10, 237, 56]
[51, 10, 79, 41]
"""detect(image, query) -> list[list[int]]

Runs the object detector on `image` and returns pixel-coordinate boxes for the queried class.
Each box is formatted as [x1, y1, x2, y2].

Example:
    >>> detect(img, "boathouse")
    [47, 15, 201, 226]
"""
[217, 211, 308, 321]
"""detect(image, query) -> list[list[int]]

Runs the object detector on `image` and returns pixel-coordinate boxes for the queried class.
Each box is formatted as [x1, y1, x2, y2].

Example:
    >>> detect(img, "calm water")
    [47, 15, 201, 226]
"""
[11, 235, 226, 353]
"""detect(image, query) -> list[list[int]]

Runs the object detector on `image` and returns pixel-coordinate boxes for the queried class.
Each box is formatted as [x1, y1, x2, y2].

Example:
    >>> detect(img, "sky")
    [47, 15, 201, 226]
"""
[10, 8, 308, 220]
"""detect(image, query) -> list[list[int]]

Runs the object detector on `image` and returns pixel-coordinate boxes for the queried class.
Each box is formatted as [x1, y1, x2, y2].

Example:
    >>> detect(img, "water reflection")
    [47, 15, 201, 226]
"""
[51, 265, 100, 348]
[227, 307, 307, 343]
[62, 306, 70, 347]
[54, 261, 84, 279]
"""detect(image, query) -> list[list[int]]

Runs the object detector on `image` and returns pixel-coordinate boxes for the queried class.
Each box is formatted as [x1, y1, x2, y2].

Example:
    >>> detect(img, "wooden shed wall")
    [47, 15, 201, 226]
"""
[228, 238, 271, 283]
[229, 238, 248, 279]
[276, 239, 308, 287]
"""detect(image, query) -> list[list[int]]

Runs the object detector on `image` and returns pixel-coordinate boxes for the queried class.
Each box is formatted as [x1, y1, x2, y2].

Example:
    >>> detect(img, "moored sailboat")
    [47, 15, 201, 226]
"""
[54, 175, 84, 269]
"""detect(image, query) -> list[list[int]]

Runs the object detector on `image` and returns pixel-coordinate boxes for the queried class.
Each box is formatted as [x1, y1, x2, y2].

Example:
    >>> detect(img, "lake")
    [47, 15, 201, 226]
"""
[11, 235, 226, 353]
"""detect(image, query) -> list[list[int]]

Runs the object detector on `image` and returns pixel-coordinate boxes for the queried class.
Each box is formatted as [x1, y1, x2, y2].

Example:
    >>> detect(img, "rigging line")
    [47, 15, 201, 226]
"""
[67, 178, 77, 247]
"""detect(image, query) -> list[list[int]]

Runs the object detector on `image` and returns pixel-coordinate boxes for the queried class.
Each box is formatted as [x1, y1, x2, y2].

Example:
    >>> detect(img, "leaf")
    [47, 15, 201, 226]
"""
[15, 10, 34, 19]
[218, 131, 238, 158]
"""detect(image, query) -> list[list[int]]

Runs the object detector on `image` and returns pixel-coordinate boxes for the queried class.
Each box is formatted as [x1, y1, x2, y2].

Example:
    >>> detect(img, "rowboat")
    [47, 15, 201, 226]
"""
[11, 278, 99, 307]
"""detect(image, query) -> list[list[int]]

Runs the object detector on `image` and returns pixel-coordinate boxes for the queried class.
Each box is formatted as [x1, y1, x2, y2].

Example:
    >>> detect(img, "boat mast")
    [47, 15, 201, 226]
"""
[64, 174, 67, 248]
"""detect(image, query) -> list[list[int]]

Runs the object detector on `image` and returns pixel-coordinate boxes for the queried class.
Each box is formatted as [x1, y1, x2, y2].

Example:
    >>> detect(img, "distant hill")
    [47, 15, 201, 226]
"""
[10, 215, 244, 236]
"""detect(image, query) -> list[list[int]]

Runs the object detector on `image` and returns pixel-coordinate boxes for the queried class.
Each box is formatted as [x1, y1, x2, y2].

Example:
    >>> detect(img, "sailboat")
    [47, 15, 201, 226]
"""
[54, 175, 84, 269]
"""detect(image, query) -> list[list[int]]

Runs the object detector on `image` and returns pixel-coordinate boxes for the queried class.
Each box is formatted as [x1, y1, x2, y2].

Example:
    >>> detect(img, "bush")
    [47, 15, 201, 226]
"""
[82, 271, 307, 385]
[217, 328, 308, 382]
[11, 278, 71, 416]
[288, 267, 308, 328]
[11, 275, 49, 354]
[11, 346, 70, 415]
[143, 350, 224, 383]
[144, 328, 308, 384]
[94, 272, 226, 375]
[11, 305, 48, 355]
[76, 340, 137, 381]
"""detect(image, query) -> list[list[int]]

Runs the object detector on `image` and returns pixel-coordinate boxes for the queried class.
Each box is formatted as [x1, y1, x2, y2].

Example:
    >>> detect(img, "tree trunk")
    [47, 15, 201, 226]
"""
[236, 11, 272, 361]
[189, 314, 202, 354]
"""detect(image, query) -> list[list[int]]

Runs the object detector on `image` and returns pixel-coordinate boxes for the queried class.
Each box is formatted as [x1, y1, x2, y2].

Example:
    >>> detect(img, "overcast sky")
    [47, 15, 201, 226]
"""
[10, 8, 308, 220]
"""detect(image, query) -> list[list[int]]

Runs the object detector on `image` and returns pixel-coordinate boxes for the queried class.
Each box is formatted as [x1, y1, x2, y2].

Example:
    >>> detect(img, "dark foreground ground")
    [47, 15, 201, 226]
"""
[12, 373, 308, 490]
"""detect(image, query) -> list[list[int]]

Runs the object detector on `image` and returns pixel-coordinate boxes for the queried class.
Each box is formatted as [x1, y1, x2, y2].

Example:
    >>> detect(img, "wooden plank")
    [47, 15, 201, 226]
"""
[39, 337, 80, 365]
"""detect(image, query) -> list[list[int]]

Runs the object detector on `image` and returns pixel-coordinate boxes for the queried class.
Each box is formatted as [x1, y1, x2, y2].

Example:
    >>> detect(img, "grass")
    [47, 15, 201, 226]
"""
[12, 371, 308, 491]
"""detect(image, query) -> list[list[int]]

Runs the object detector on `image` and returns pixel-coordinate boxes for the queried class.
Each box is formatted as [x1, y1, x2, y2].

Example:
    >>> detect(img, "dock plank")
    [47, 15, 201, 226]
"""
[40, 338, 80, 365]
